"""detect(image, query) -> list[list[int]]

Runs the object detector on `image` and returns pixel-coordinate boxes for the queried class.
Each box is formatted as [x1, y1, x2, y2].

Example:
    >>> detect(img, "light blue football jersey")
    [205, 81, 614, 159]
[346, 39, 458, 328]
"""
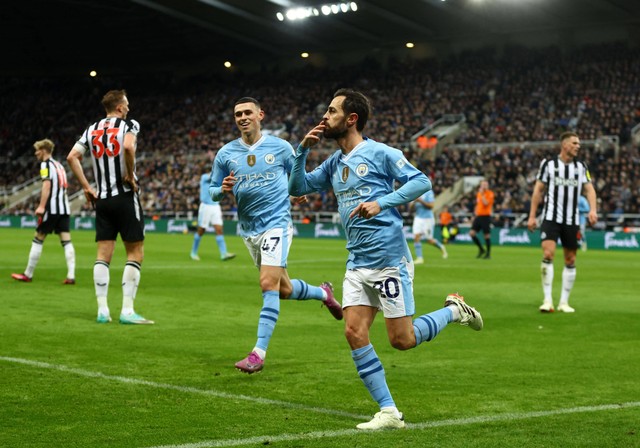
[414, 190, 435, 219]
[290, 138, 431, 269]
[578, 195, 590, 226]
[200, 173, 219, 205]
[210, 134, 295, 237]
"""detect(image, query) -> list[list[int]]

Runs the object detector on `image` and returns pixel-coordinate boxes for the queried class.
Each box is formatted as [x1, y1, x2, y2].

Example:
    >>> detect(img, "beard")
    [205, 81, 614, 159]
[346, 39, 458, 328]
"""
[323, 122, 348, 140]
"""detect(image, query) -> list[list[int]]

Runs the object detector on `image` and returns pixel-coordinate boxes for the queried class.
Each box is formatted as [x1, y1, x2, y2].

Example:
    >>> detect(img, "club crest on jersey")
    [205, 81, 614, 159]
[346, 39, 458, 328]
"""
[341, 166, 350, 182]
[247, 155, 256, 167]
[265, 154, 275, 164]
[356, 163, 369, 177]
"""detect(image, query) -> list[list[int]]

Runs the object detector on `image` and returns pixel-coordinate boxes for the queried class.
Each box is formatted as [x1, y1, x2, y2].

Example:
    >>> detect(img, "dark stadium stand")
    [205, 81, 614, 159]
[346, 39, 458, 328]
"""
[1, 42, 639, 228]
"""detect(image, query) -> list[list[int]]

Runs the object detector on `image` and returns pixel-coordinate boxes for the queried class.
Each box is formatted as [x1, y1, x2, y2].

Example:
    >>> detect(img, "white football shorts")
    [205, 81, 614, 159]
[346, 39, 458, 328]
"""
[342, 258, 415, 318]
[412, 216, 435, 239]
[198, 202, 223, 229]
[243, 224, 293, 268]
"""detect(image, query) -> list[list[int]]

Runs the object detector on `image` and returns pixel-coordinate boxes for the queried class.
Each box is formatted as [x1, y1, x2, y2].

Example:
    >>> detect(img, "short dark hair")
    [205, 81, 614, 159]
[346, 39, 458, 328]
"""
[333, 88, 371, 132]
[234, 97, 261, 109]
[101, 89, 127, 113]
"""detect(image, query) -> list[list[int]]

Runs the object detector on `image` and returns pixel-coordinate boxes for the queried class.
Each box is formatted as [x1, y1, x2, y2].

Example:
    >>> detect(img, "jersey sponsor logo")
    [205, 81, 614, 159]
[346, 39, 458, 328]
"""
[396, 158, 406, 169]
[341, 166, 350, 182]
[265, 154, 275, 164]
[356, 163, 369, 177]
[335, 186, 372, 207]
[554, 177, 579, 187]
[247, 155, 256, 166]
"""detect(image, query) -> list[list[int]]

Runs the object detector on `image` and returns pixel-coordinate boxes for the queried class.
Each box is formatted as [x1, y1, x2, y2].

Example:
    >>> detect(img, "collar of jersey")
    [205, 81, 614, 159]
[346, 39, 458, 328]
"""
[340, 140, 367, 162]
[239, 134, 266, 151]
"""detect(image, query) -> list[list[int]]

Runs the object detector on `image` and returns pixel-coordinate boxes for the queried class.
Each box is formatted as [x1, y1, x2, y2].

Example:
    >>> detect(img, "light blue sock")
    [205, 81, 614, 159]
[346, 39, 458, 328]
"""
[191, 233, 202, 255]
[215, 235, 228, 257]
[352, 344, 395, 409]
[414, 242, 423, 258]
[256, 290, 280, 351]
[413, 307, 453, 346]
[289, 279, 325, 300]
[433, 240, 444, 250]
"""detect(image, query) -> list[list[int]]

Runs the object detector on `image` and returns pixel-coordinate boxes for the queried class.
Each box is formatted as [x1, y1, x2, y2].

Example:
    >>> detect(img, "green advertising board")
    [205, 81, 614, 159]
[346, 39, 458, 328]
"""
[1, 216, 638, 251]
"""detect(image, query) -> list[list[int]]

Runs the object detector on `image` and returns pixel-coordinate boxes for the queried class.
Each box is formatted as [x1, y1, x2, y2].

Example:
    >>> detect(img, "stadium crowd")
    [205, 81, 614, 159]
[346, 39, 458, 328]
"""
[2, 42, 639, 223]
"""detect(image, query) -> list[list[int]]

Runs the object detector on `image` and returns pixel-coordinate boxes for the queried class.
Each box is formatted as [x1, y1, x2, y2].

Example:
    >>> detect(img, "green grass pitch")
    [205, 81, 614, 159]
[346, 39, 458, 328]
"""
[1, 228, 638, 447]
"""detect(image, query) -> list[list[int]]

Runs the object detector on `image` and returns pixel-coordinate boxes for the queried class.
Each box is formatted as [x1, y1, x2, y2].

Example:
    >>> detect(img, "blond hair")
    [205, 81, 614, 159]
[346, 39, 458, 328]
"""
[33, 138, 55, 153]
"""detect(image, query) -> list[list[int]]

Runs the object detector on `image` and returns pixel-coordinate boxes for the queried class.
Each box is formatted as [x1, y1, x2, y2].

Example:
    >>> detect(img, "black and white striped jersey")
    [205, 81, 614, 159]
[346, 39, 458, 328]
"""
[39, 157, 70, 215]
[536, 157, 591, 226]
[73, 117, 140, 199]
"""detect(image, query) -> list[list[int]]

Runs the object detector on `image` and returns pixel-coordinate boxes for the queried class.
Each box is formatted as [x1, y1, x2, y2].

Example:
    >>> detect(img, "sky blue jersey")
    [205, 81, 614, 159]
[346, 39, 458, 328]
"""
[415, 190, 435, 219]
[289, 138, 431, 269]
[210, 134, 295, 237]
[578, 195, 590, 226]
[200, 173, 218, 205]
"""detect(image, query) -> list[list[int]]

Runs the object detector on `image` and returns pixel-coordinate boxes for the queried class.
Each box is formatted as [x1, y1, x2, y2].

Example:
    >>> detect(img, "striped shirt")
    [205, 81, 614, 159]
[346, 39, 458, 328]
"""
[536, 157, 591, 226]
[40, 157, 70, 215]
[73, 117, 140, 199]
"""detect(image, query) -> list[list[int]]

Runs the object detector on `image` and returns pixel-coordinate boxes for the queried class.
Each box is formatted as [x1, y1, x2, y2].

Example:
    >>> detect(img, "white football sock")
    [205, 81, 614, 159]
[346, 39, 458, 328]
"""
[121, 261, 141, 315]
[559, 266, 576, 305]
[541, 260, 554, 303]
[62, 241, 75, 279]
[25, 238, 44, 278]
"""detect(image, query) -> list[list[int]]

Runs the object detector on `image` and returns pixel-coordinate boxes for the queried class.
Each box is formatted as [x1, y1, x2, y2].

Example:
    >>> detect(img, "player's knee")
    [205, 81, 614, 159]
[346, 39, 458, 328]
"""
[344, 324, 367, 347]
[279, 284, 292, 299]
[259, 276, 279, 292]
[389, 335, 414, 351]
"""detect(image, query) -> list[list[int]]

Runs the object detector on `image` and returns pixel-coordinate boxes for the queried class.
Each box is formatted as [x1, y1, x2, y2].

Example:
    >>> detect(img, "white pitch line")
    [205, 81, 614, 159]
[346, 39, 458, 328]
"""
[0, 356, 367, 420]
[146, 401, 640, 448]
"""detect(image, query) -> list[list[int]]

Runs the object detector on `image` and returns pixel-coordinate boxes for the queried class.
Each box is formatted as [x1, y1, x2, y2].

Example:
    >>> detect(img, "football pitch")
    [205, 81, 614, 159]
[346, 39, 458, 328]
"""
[1, 228, 638, 447]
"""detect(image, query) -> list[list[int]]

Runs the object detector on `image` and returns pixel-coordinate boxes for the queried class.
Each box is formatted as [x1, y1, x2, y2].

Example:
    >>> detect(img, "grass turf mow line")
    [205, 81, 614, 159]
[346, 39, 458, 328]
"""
[144, 402, 640, 448]
[0, 356, 369, 420]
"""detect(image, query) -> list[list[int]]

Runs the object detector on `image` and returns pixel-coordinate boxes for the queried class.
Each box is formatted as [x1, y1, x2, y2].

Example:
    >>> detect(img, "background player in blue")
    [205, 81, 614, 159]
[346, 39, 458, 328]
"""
[289, 88, 483, 430]
[410, 189, 447, 264]
[578, 195, 590, 251]
[210, 97, 343, 374]
[190, 172, 235, 262]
